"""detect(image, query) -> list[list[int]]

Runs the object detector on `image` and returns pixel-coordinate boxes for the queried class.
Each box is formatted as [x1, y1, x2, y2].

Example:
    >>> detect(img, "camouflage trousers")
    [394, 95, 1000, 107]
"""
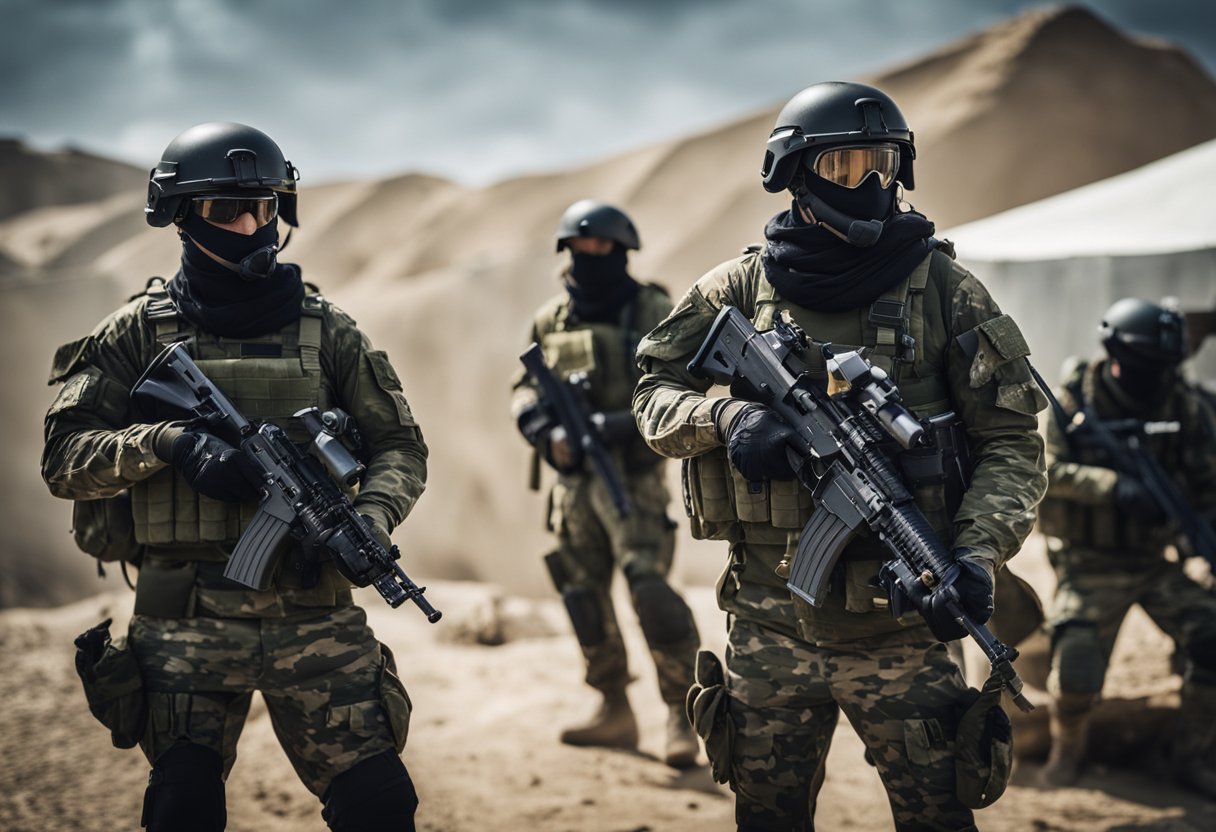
[549, 467, 699, 703]
[707, 577, 976, 832]
[1047, 541, 1216, 711]
[128, 602, 410, 797]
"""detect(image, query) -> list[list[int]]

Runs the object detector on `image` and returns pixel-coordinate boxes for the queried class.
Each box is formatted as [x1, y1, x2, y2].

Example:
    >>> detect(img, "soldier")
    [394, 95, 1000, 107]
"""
[633, 82, 1047, 831]
[1039, 298, 1216, 793]
[42, 123, 427, 832]
[511, 200, 701, 767]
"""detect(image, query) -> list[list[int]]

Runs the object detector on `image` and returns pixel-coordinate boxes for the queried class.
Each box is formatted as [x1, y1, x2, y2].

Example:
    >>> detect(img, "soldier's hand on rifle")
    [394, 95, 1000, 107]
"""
[723, 405, 798, 482]
[515, 402, 553, 446]
[155, 426, 259, 503]
[924, 553, 994, 642]
[1114, 476, 1167, 524]
[359, 512, 393, 552]
[546, 426, 577, 471]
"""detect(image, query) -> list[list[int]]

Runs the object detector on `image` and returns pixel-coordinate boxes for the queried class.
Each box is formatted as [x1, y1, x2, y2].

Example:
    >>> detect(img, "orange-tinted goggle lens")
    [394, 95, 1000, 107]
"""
[191, 194, 279, 227]
[811, 144, 899, 189]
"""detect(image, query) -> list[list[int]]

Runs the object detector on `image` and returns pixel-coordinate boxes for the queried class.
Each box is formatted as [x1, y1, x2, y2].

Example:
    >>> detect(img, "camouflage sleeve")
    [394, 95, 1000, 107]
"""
[632, 261, 756, 459]
[323, 306, 428, 534]
[1043, 377, 1118, 505]
[41, 305, 176, 500]
[945, 267, 1049, 571]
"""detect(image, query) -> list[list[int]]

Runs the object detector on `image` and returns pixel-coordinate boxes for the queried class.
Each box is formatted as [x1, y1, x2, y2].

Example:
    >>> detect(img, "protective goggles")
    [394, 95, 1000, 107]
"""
[809, 144, 900, 189]
[190, 194, 279, 227]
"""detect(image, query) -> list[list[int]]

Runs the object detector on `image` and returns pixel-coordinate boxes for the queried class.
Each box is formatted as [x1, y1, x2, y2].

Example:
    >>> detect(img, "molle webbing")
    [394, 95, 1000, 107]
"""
[130, 289, 327, 549]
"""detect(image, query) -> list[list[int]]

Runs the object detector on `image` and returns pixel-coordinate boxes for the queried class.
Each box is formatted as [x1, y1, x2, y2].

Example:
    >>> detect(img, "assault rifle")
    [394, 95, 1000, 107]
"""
[519, 343, 632, 518]
[133, 342, 441, 621]
[1033, 365, 1216, 569]
[689, 307, 1031, 711]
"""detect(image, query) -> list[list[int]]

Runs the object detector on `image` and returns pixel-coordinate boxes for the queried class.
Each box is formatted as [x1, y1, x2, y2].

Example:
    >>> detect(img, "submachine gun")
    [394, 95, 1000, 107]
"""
[519, 342, 632, 519]
[689, 307, 1031, 711]
[133, 342, 441, 621]
[1033, 365, 1216, 569]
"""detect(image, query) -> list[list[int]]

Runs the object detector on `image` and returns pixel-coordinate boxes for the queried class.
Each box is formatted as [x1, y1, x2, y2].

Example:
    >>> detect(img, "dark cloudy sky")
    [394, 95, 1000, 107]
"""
[2, 0, 1214, 184]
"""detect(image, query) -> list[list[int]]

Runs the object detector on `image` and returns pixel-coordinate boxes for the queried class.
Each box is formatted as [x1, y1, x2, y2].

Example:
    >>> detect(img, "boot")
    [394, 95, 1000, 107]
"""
[1039, 705, 1090, 787]
[560, 688, 638, 749]
[663, 703, 699, 768]
[1171, 680, 1216, 799]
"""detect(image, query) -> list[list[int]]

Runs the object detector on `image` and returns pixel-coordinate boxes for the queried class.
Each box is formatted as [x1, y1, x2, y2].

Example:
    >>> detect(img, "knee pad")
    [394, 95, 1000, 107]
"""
[322, 750, 418, 832]
[629, 574, 695, 646]
[562, 585, 606, 647]
[141, 742, 225, 832]
[1186, 624, 1216, 679]
[1051, 621, 1105, 696]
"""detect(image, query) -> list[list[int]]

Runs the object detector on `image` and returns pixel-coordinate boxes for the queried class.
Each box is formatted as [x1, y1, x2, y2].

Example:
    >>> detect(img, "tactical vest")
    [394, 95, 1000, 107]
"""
[537, 285, 665, 474]
[130, 280, 328, 549]
[1037, 360, 1188, 552]
[684, 245, 961, 552]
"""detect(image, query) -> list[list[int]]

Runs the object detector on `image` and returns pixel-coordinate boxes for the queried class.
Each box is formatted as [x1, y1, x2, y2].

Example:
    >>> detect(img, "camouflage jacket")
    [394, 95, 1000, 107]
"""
[633, 248, 1047, 584]
[512, 279, 672, 478]
[42, 286, 428, 610]
[1040, 357, 1216, 554]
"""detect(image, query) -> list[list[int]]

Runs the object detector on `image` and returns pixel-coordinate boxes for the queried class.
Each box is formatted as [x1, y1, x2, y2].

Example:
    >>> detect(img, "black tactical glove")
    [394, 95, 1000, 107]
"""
[167, 431, 259, 503]
[1114, 476, 1167, 525]
[515, 402, 554, 447]
[924, 553, 994, 643]
[724, 405, 798, 482]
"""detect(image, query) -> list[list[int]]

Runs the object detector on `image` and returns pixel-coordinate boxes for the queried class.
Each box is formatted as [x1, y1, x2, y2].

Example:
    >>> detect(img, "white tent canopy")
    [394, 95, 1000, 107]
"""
[945, 139, 1216, 261]
[941, 140, 1216, 386]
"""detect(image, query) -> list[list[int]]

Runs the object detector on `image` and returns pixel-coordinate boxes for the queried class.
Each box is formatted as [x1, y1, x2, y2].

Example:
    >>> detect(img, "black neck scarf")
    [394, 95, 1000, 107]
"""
[565, 248, 640, 323]
[762, 201, 936, 312]
[168, 239, 306, 339]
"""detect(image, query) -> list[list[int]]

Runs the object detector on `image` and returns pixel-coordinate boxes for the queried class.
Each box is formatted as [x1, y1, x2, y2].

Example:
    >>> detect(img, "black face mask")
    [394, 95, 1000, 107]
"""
[180, 212, 280, 280]
[565, 246, 639, 323]
[569, 246, 629, 289]
[1107, 357, 1176, 403]
[803, 169, 896, 224]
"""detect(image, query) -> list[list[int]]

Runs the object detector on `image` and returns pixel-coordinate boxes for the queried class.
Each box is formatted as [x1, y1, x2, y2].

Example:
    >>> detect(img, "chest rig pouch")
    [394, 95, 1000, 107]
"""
[538, 298, 642, 414]
[129, 280, 328, 550]
[683, 246, 970, 561]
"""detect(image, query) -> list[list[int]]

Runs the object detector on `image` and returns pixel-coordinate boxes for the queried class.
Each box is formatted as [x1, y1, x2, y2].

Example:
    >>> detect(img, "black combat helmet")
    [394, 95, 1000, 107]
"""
[554, 199, 640, 252]
[145, 122, 299, 228]
[1099, 298, 1188, 368]
[761, 81, 915, 194]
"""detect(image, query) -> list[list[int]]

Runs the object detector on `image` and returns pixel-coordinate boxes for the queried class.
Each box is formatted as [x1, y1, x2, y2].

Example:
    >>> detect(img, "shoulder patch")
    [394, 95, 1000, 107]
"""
[49, 336, 93, 385]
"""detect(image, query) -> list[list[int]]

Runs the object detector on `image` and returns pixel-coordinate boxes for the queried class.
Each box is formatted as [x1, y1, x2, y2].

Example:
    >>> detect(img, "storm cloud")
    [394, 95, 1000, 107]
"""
[2, 0, 1213, 183]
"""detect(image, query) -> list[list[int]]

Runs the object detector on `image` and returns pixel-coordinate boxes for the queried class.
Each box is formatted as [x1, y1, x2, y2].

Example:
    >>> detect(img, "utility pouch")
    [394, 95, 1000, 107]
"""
[133, 557, 198, 619]
[378, 642, 412, 752]
[681, 449, 740, 541]
[73, 618, 147, 749]
[954, 670, 1013, 809]
[72, 491, 143, 567]
[685, 649, 735, 785]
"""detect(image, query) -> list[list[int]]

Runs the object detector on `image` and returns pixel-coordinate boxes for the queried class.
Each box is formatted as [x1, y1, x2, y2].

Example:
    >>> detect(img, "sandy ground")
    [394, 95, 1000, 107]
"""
[2, 537, 1215, 832]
